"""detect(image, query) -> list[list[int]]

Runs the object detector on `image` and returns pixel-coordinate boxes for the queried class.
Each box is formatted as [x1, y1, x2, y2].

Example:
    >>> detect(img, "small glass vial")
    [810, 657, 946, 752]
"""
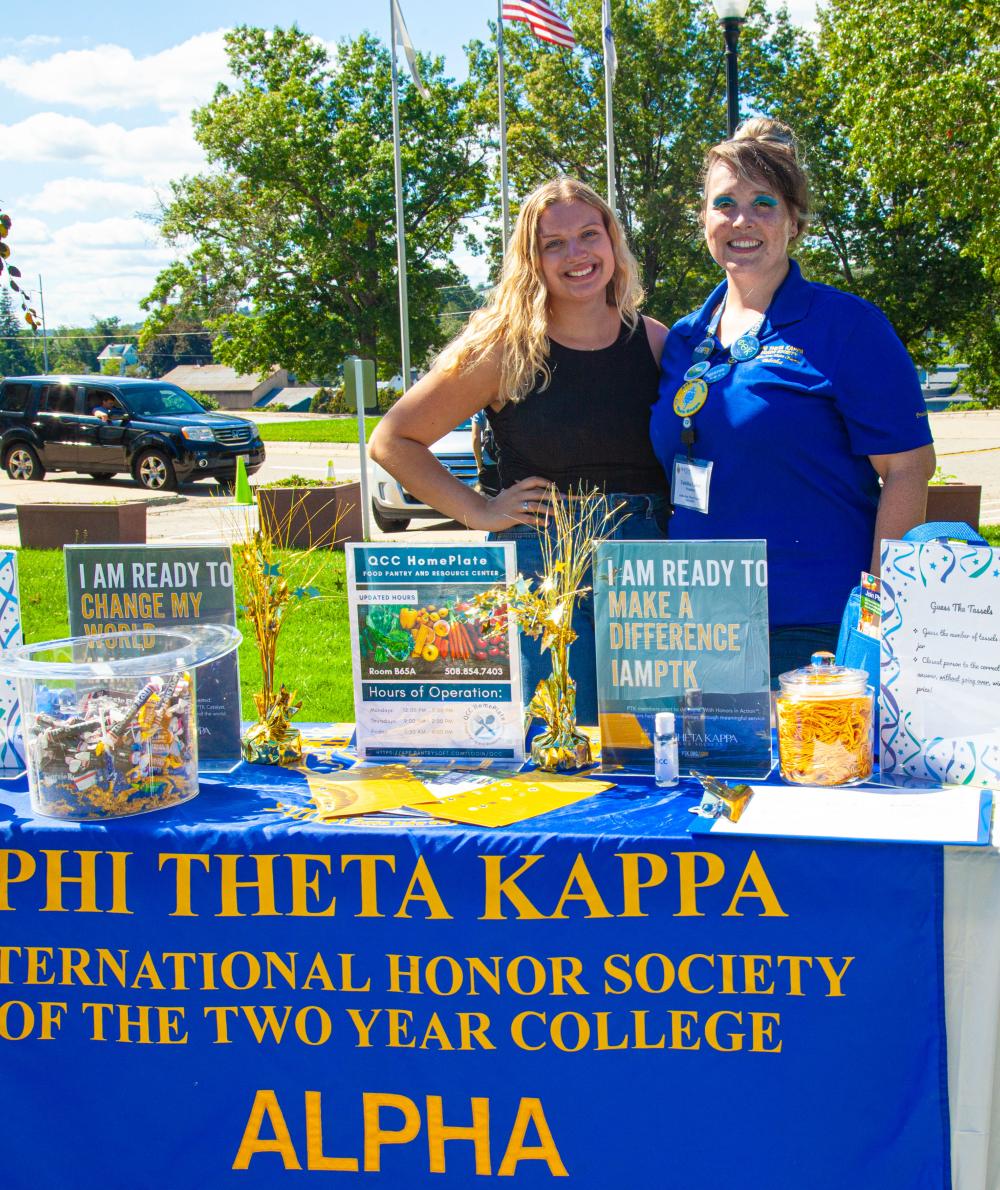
[654, 711, 680, 788]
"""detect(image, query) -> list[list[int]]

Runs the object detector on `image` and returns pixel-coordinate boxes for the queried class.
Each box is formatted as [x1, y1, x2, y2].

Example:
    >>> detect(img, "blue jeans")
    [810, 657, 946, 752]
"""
[490, 493, 669, 725]
[769, 624, 840, 689]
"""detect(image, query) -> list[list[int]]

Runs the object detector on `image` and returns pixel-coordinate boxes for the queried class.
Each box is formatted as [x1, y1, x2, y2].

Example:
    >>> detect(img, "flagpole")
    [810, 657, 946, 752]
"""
[603, 0, 616, 212]
[497, 0, 511, 252]
[390, 0, 412, 393]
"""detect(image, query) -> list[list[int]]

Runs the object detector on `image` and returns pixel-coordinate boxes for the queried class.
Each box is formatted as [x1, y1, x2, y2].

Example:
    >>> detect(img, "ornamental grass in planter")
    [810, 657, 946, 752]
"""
[257, 476, 361, 550]
[16, 502, 147, 550]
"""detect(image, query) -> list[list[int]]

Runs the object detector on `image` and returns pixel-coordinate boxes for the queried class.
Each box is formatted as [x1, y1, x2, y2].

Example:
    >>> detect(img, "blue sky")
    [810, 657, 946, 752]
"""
[0, 0, 817, 329]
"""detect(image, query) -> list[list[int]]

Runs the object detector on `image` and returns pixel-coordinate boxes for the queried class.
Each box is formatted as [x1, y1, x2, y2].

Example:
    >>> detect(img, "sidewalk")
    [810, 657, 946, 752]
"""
[0, 411, 997, 546]
[927, 411, 1000, 523]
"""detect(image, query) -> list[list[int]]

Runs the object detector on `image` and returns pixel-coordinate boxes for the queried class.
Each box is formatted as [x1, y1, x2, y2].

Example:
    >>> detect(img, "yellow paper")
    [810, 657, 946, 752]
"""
[419, 775, 609, 828]
[598, 712, 651, 751]
[580, 724, 603, 760]
[302, 765, 430, 820]
[507, 770, 609, 794]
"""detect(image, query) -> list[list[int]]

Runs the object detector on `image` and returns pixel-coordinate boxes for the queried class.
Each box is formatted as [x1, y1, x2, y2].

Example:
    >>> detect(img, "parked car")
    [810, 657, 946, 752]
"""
[368, 419, 477, 531]
[0, 375, 265, 491]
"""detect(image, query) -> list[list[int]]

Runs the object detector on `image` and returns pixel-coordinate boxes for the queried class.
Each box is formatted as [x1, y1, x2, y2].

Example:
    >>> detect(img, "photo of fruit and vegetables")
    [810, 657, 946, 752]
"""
[357, 589, 511, 679]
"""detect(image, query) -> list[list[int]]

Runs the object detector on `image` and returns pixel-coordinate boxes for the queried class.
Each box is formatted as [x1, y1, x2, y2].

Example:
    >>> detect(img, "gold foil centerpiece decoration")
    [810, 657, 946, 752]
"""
[475, 487, 624, 773]
[234, 490, 345, 766]
[241, 684, 303, 766]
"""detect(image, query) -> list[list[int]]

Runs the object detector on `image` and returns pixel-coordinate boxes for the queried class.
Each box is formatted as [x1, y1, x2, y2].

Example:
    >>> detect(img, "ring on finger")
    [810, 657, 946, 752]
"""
[522, 500, 529, 512]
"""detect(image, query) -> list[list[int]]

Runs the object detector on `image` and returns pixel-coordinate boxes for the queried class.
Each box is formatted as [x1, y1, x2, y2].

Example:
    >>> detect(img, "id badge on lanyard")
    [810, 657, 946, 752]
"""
[671, 294, 765, 518]
[672, 454, 712, 514]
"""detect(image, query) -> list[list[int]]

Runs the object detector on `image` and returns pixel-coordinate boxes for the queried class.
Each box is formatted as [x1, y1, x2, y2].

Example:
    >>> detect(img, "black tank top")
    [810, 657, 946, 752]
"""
[486, 320, 666, 494]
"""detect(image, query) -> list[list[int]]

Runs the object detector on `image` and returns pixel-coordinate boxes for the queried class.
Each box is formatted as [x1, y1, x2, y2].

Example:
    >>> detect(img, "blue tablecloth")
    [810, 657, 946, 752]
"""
[0, 750, 949, 1189]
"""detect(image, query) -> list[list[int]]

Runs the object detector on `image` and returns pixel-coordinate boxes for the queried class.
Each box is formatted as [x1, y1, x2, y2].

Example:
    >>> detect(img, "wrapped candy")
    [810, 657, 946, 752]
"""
[29, 674, 197, 819]
[8, 625, 241, 821]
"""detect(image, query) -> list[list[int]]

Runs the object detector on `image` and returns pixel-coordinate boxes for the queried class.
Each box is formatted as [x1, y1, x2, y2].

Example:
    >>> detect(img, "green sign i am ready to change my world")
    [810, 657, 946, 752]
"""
[64, 545, 242, 767]
[594, 540, 771, 777]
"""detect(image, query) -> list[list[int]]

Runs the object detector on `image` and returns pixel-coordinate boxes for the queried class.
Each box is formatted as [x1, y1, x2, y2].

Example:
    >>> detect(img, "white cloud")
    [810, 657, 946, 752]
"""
[785, 0, 819, 30]
[26, 178, 159, 216]
[18, 220, 178, 326]
[0, 34, 62, 50]
[0, 112, 206, 184]
[0, 30, 231, 114]
[60, 216, 157, 250]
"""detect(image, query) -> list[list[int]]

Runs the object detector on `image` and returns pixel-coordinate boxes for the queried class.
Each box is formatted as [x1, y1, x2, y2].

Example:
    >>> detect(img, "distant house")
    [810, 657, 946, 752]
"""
[160, 364, 288, 410]
[97, 344, 139, 374]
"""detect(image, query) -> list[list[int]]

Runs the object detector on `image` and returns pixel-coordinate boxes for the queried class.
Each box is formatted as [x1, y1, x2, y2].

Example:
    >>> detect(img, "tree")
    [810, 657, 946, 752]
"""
[823, 0, 1000, 399]
[0, 206, 41, 332]
[40, 317, 139, 376]
[0, 290, 33, 377]
[466, 0, 814, 322]
[826, 0, 999, 280]
[748, 16, 990, 368]
[142, 26, 491, 380]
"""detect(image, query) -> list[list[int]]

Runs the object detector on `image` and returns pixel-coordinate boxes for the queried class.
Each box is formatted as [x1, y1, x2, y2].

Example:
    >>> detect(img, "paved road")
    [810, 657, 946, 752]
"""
[0, 411, 997, 547]
[0, 439, 477, 546]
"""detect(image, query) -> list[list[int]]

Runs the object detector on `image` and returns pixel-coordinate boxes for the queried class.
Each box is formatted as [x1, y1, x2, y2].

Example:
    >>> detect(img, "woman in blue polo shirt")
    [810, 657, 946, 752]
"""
[650, 118, 936, 677]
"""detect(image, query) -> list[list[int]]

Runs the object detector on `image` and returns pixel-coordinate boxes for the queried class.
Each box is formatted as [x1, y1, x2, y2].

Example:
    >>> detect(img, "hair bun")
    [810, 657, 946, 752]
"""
[733, 117, 799, 156]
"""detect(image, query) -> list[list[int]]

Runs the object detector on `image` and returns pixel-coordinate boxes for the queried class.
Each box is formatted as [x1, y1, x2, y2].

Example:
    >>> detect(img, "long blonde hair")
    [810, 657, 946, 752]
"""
[436, 177, 645, 403]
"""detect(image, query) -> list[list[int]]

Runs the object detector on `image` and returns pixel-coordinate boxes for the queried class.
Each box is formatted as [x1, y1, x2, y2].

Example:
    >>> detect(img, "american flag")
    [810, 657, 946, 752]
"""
[502, 0, 576, 49]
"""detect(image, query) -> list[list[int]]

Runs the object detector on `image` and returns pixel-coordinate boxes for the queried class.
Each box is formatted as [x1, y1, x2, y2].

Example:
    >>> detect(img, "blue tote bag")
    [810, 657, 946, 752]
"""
[835, 520, 988, 687]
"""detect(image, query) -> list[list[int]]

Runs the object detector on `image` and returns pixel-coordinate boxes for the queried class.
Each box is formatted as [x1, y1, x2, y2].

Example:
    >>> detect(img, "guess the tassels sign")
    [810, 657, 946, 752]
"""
[594, 540, 771, 775]
[881, 537, 1000, 785]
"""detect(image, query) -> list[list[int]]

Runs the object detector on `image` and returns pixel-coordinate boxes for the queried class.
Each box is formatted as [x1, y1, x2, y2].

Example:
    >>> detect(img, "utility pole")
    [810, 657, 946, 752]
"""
[38, 275, 49, 372]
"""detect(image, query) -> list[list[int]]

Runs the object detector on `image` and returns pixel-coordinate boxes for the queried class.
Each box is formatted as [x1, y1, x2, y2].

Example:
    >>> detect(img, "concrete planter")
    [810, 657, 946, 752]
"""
[257, 482, 362, 549]
[17, 502, 147, 550]
[926, 483, 982, 532]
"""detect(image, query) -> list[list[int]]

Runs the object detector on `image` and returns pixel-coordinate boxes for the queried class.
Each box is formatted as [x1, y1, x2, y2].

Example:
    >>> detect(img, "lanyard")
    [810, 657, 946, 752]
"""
[673, 296, 765, 457]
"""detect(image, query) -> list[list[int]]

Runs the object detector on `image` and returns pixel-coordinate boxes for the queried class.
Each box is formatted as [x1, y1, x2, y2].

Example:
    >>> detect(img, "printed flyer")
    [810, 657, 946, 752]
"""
[64, 544, 242, 767]
[594, 540, 771, 776]
[0, 550, 24, 770]
[346, 543, 524, 762]
[881, 538, 1000, 786]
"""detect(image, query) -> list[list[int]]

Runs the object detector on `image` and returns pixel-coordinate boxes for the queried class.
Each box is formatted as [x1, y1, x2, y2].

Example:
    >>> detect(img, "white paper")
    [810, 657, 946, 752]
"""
[671, 455, 712, 514]
[881, 539, 1000, 786]
[703, 783, 989, 845]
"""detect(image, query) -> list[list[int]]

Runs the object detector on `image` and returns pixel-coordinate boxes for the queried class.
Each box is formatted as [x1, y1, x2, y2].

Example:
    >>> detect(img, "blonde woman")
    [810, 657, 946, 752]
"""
[369, 176, 669, 723]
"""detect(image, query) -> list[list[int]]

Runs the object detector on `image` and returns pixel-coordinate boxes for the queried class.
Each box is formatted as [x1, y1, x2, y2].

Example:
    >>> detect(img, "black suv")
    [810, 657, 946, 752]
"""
[0, 375, 265, 491]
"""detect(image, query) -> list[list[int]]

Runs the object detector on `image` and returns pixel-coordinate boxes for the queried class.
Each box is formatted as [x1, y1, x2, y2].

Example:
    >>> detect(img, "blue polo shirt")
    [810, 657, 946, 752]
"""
[650, 260, 933, 626]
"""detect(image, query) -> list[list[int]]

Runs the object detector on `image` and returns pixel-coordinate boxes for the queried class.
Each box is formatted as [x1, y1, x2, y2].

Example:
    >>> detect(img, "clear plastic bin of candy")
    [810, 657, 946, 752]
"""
[7, 624, 241, 820]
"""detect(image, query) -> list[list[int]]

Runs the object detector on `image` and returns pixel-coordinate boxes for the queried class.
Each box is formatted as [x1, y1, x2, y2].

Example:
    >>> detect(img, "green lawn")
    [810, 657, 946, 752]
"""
[15, 547, 355, 724]
[15, 523, 1000, 724]
[254, 417, 380, 443]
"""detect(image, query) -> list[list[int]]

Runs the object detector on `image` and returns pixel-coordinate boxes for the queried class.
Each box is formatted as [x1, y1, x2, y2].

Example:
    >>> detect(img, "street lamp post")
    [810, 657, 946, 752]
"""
[711, 0, 751, 138]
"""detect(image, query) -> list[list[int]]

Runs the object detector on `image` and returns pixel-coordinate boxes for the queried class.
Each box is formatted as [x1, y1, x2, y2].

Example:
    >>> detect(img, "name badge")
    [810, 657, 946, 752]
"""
[671, 455, 712, 514]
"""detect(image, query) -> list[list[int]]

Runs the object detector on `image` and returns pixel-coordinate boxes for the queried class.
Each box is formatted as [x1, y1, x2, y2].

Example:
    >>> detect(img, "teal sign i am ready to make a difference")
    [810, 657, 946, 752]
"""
[594, 540, 771, 776]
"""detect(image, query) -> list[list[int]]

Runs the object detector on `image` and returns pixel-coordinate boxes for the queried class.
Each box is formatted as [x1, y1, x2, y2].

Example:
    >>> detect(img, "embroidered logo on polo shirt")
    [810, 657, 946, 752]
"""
[758, 344, 804, 365]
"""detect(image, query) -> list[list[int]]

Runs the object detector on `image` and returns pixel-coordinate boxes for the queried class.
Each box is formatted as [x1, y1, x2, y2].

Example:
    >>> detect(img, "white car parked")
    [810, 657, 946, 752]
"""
[368, 418, 477, 531]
